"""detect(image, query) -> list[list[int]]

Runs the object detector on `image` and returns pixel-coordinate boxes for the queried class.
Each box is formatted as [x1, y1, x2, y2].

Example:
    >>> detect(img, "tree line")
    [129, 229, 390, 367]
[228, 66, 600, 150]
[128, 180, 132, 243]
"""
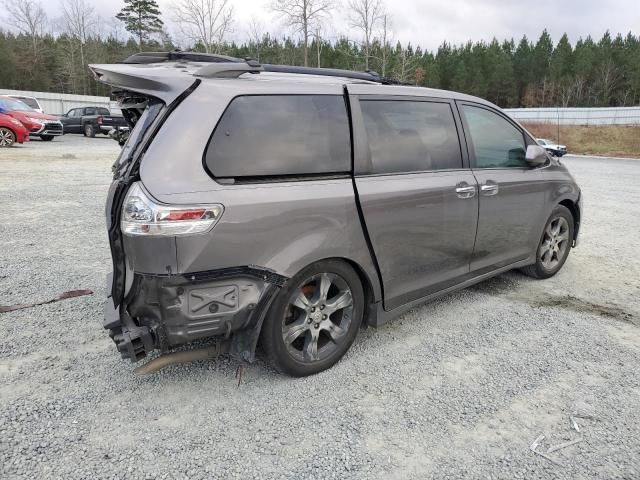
[1, 0, 639, 108]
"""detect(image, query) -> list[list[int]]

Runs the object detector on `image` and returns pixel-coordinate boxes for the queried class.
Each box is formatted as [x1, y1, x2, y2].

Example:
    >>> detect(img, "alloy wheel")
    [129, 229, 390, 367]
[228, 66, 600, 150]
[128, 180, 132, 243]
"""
[539, 216, 570, 270]
[282, 272, 354, 363]
[0, 128, 15, 147]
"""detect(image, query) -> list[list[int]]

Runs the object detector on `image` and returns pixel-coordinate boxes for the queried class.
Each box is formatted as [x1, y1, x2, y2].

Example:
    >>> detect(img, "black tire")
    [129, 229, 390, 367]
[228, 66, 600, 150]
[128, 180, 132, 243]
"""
[83, 124, 95, 138]
[0, 127, 16, 147]
[40, 135, 54, 141]
[521, 205, 574, 279]
[260, 260, 364, 377]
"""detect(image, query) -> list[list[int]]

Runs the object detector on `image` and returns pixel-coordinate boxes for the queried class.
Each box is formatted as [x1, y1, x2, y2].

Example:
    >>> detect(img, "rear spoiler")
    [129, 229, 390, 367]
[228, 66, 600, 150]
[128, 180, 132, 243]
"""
[89, 63, 199, 105]
[89, 61, 265, 105]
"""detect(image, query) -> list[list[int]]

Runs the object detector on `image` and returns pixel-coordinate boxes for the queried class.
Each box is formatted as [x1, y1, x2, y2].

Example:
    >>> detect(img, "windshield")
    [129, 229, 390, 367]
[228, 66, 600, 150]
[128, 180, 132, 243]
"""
[0, 97, 35, 112]
[537, 139, 547, 145]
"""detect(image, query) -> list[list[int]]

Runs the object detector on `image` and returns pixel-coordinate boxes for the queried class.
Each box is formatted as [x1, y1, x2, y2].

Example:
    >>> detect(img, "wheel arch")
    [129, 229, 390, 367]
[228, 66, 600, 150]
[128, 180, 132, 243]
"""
[558, 198, 581, 243]
[0, 126, 16, 138]
[274, 256, 379, 328]
[339, 257, 377, 328]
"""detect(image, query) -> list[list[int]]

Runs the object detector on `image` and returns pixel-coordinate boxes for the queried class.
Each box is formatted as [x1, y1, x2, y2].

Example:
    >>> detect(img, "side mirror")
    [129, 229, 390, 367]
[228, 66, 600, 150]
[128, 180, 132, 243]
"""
[526, 145, 548, 166]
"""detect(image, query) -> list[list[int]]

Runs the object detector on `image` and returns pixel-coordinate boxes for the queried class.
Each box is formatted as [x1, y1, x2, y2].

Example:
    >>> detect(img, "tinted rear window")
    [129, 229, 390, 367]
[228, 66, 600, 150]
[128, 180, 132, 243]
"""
[12, 97, 39, 109]
[205, 95, 350, 178]
[360, 100, 463, 173]
[98, 108, 110, 115]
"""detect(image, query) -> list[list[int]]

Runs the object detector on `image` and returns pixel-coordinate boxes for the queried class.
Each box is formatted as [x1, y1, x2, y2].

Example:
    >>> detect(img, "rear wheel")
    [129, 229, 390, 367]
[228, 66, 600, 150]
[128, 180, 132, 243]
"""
[84, 124, 95, 137]
[261, 260, 364, 376]
[0, 127, 16, 147]
[521, 205, 574, 279]
[40, 135, 54, 141]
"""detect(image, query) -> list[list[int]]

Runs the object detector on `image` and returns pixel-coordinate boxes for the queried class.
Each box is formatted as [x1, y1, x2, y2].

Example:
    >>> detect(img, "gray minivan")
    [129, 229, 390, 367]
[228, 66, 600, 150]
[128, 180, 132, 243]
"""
[93, 52, 582, 376]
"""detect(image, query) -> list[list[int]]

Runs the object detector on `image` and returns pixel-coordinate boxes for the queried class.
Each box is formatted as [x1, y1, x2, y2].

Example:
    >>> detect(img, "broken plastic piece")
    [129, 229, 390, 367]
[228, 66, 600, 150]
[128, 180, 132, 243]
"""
[530, 434, 545, 451]
[569, 415, 580, 432]
[532, 449, 564, 466]
[529, 433, 563, 466]
[547, 438, 583, 454]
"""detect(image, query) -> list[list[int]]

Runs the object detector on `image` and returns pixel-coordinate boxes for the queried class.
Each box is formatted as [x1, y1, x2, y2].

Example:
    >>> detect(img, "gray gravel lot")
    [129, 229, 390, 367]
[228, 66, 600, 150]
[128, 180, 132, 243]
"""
[1, 135, 639, 479]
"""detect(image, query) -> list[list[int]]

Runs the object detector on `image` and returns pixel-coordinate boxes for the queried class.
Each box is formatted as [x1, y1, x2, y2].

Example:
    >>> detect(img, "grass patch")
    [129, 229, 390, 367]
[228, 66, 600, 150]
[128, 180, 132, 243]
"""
[521, 123, 640, 158]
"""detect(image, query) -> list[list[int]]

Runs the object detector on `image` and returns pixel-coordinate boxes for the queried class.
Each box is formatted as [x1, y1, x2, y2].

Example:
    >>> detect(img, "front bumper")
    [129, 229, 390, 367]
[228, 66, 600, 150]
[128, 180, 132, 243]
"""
[104, 267, 286, 362]
[30, 121, 63, 136]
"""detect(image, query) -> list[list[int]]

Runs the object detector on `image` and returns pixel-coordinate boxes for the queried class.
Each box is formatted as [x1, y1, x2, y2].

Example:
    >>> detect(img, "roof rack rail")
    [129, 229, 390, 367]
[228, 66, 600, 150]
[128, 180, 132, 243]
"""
[120, 51, 407, 84]
[195, 61, 263, 78]
[122, 51, 242, 64]
[261, 64, 381, 83]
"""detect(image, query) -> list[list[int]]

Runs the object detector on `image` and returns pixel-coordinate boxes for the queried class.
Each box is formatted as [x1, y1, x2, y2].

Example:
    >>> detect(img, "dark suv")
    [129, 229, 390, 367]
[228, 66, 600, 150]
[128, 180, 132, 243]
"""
[92, 52, 582, 376]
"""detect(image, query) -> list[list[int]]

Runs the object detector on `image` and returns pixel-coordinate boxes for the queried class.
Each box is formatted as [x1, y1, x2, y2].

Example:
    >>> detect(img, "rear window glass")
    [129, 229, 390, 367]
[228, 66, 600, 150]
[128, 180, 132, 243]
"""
[360, 100, 463, 173]
[12, 97, 39, 109]
[98, 108, 110, 115]
[205, 95, 350, 178]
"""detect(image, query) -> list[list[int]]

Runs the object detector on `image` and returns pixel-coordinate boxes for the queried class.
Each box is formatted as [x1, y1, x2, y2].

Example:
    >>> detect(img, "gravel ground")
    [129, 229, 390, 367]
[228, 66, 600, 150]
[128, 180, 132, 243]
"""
[1, 135, 639, 480]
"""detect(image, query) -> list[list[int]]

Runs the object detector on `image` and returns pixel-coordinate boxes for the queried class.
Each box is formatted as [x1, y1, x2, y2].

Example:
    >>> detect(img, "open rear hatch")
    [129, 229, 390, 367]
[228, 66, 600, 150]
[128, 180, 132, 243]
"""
[89, 61, 203, 310]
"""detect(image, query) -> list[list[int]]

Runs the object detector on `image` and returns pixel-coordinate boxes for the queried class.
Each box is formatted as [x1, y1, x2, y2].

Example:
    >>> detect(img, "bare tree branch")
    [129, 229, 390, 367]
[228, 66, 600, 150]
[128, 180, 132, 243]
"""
[60, 0, 98, 95]
[247, 15, 265, 61]
[379, 12, 391, 77]
[3, 0, 47, 58]
[171, 0, 234, 54]
[271, 0, 335, 66]
[347, 0, 383, 70]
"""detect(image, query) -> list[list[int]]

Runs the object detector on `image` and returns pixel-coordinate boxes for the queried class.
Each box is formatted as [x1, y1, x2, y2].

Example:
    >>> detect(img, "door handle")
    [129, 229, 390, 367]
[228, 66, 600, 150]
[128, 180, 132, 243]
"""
[480, 183, 499, 196]
[455, 185, 476, 199]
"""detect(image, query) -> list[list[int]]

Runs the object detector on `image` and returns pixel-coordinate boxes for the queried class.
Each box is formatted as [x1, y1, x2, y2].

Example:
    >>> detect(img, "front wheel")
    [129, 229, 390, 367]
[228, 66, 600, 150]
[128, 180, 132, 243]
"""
[0, 127, 16, 147]
[521, 205, 574, 279]
[260, 260, 364, 377]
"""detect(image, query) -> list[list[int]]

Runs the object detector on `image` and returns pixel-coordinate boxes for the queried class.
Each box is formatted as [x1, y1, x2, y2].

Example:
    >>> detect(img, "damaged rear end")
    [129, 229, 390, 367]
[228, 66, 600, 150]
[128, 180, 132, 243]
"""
[92, 58, 283, 364]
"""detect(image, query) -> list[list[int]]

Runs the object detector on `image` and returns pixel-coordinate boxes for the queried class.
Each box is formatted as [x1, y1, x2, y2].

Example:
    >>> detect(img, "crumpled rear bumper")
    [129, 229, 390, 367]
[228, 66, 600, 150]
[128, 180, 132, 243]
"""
[103, 267, 286, 362]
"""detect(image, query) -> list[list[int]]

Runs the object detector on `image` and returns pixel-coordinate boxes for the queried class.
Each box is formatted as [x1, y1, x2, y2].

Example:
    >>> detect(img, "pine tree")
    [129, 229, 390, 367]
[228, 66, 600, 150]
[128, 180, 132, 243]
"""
[513, 36, 532, 106]
[116, 0, 164, 51]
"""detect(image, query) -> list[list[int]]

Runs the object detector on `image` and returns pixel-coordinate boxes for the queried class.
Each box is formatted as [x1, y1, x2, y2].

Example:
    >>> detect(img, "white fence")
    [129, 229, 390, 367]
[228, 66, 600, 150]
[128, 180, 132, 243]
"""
[2, 88, 639, 125]
[504, 107, 640, 126]
[0, 89, 120, 115]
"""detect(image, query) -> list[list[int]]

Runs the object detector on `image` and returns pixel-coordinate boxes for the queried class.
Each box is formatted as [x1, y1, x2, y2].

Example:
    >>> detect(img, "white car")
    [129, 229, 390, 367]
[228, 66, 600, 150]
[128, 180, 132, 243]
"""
[537, 138, 567, 157]
[8, 95, 44, 114]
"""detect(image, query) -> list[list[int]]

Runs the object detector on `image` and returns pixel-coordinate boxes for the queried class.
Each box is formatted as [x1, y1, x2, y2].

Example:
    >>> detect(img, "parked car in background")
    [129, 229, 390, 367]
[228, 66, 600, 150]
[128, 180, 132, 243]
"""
[0, 96, 63, 141]
[93, 52, 583, 377]
[60, 106, 128, 137]
[7, 95, 44, 113]
[0, 113, 30, 147]
[537, 138, 567, 157]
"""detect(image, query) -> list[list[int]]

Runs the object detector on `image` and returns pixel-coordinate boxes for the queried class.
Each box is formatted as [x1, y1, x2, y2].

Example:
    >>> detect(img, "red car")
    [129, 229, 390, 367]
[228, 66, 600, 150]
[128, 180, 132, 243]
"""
[0, 96, 63, 141]
[0, 113, 30, 147]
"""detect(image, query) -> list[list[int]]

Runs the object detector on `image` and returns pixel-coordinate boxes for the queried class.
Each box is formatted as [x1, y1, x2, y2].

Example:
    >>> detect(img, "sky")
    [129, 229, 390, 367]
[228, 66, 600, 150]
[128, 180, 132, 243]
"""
[34, 0, 640, 51]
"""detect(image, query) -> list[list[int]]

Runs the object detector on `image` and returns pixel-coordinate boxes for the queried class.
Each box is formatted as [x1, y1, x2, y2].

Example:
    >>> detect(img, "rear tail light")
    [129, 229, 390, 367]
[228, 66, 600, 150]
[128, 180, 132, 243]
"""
[121, 182, 223, 236]
[97, 116, 103, 124]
